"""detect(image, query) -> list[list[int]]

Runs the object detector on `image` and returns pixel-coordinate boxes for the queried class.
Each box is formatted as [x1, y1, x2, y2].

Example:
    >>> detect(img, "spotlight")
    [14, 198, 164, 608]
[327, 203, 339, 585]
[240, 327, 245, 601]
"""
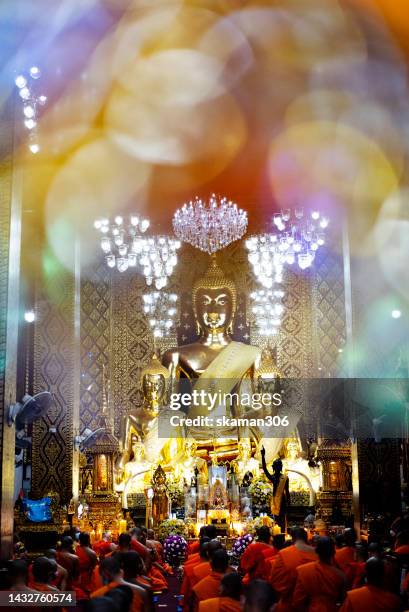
[29, 144, 40, 154]
[29, 66, 41, 79]
[391, 310, 401, 319]
[15, 75, 27, 89]
[24, 311, 35, 323]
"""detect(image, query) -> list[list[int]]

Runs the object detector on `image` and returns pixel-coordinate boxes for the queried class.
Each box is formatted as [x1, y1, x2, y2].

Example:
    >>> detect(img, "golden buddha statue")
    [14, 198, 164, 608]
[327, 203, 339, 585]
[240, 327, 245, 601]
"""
[174, 437, 208, 487]
[281, 438, 321, 506]
[232, 438, 260, 483]
[122, 353, 185, 467]
[120, 435, 153, 508]
[162, 255, 261, 442]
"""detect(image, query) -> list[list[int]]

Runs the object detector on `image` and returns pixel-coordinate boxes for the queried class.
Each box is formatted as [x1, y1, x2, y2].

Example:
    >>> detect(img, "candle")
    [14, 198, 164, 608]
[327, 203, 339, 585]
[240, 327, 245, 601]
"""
[273, 524, 281, 535]
[90, 529, 96, 544]
[119, 519, 127, 534]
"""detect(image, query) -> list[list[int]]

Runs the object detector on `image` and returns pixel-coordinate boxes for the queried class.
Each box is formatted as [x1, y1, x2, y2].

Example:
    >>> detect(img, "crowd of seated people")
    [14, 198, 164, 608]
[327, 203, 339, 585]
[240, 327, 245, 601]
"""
[3, 519, 409, 611]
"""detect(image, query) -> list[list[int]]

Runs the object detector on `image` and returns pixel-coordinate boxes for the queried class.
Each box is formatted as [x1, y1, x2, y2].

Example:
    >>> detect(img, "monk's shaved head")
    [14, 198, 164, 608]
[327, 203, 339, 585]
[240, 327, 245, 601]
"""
[220, 572, 241, 600]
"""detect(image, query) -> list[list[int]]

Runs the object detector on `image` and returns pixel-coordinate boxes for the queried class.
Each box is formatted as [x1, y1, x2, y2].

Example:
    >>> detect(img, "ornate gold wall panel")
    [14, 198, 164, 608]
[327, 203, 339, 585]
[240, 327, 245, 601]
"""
[32, 254, 74, 504]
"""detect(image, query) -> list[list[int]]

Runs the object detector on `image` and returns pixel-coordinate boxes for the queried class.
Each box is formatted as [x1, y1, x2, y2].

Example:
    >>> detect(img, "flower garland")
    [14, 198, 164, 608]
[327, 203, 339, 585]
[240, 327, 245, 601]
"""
[249, 515, 274, 535]
[231, 533, 253, 559]
[157, 518, 188, 541]
[248, 479, 273, 505]
[163, 534, 188, 567]
[167, 481, 184, 507]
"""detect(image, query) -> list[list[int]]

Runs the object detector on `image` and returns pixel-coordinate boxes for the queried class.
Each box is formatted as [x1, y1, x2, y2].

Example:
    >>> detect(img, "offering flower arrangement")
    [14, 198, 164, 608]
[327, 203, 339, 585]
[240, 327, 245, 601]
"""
[166, 481, 184, 508]
[163, 534, 188, 567]
[249, 515, 274, 534]
[231, 533, 254, 559]
[157, 518, 188, 541]
[248, 479, 273, 505]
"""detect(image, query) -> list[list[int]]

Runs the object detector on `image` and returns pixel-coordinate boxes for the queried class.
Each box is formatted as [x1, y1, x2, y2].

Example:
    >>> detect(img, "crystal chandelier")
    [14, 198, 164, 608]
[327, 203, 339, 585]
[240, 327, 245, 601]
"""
[250, 288, 285, 336]
[246, 235, 284, 289]
[142, 292, 178, 338]
[14, 66, 47, 154]
[173, 194, 248, 254]
[272, 208, 328, 270]
[94, 215, 181, 289]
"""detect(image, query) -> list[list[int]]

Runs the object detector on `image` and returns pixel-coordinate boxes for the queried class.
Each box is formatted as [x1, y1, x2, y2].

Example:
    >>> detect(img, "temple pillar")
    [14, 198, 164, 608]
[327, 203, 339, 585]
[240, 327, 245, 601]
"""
[0, 95, 22, 559]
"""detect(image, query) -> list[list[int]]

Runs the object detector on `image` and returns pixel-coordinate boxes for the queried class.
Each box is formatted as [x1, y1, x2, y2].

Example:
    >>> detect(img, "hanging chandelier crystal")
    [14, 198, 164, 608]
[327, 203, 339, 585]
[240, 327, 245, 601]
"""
[173, 194, 248, 254]
[250, 288, 285, 336]
[94, 215, 181, 289]
[14, 66, 47, 154]
[142, 292, 178, 338]
[246, 235, 284, 289]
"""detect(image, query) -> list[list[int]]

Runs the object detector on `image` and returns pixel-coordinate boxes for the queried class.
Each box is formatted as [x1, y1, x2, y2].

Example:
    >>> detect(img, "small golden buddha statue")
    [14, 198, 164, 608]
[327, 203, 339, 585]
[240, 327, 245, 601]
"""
[174, 437, 208, 487]
[120, 435, 153, 508]
[232, 438, 260, 483]
[281, 438, 321, 505]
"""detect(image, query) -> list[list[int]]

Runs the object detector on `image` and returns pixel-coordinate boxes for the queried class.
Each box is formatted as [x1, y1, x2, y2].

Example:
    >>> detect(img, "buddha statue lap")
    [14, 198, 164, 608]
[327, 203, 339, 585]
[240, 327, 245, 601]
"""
[281, 438, 321, 506]
[232, 438, 260, 484]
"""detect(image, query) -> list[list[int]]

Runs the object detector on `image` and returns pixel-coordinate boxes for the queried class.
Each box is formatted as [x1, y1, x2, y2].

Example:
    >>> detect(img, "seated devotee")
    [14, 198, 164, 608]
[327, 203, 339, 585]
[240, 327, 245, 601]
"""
[334, 528, 356, 583]
[198, 572, 242, 612]
[394, 530, 409, 555]
[193, 539, 223, 586]
[349, 544, 367, 589]
[91, 555, 148, 612]
[293, 536, 346, 612]
[243, 579, 276, 612]
[240, 526, 273, 584]
[120, 552, 155, 609]
[116, 533, 132, 554]
[86, 585, 133, 612]
[29, 556, 60, 593]
[270, 527, 316, 611]
[77, 532, 98, 594]
[340, 557, 403, 612]
[191, 549, 230, 612]
[45, 549, 68, 591]
[181, 536, 211, 609]
[7, 559, 37, 593]
[94, 533, 115, 559]
[57, 535, 80, 584]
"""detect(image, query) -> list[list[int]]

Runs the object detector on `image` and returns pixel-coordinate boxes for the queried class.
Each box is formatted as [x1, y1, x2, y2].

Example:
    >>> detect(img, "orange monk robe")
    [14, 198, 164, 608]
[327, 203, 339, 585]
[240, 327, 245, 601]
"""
[199, 597, 241, 612]
[91, 580, 144, 612]
[349, 562, 365, 589]
[293, 561, 346, 612]
[192, 562, 211, 586]
[339, 585, 402, 612]
[148, 565, 168, 591]
[182, 560, 204, 612]
[184, 552, 201, 567]
[189, 541, 200, 555]
[76, 546, 97, 593]
[240, 542, 272, 584]
[394, 544, 409, 555]
[192, 571, 225, 612]
[335, 547, 355, 583]
[270, 544, 317, 612]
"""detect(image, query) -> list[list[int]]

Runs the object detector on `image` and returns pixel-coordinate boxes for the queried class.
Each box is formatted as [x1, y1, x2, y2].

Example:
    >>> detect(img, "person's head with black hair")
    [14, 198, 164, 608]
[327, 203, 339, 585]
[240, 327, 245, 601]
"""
[120, 552, 145, 582]
[32, 556, 56, 584]
[257, 526, 271, 544]
[8, 559, 29, 587]
[99, 556, 123, 585]
[343, 528, 356, 547]
[210, 549, 229, 574]
[45, 549, 57, 560]
[85, 597, 120, 612]
[220, 572, 241, 601]
[365, 557, 385, 586]
[118, 533, 131, 551]
[199, 540, 210, 560]
[205, 525, 217, 540]
[355, 543, 368, 563]
[79, 532, 91, 547]
[105, 585, 133, 612]
[291, 527, 308, 543]
[273, 534, 286, 551]
[61, 536, 74, 551]
[368, 542, 382, 559]
[244, 579, 276, 612]
[316, 537, 335, 564]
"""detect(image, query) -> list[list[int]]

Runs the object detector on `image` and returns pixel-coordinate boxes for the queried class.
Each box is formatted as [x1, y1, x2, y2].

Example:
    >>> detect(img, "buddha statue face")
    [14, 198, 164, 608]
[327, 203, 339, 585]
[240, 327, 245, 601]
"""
[193, 258, 237, 336]
[131, 439, 145, 462]
[142, 373, 166, 406]
[286, 440, 300, 462]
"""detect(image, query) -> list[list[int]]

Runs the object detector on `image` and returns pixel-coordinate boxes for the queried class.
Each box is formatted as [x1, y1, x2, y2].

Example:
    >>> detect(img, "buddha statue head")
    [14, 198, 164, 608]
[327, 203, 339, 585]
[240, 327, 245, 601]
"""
[141, 354, 170, 412]
[192, 256, 237, 336]
[285, 439, 300, 462]
[130, 435, 145, 462]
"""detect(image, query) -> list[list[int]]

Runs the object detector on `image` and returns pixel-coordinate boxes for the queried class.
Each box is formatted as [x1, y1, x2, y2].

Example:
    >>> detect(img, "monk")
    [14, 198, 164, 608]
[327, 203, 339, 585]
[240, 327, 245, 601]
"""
[198, 572, 242, 612]
[8, 559, 37, 593]
[191, 549, 229, 612]
[394, 530, 409, 555]
[121, 551, 155, 609]
[181, 537, 211, 609]
[76, 532, 98, 593]
[340, 557, 403, 612]
[240, 526, 273, 584]
[270, 527, 316, 612]
[193, 540, 223, 586]
[29, 557, 60, 593]
[91, 555, 148, 612]
[45, 549, 68, 591]
[244, 579, 276, 612]
[349, 544, 367, 590]
[335, 529, 356, 584]
[293, 536, 346, 612]
[56, 536, 80, 588]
